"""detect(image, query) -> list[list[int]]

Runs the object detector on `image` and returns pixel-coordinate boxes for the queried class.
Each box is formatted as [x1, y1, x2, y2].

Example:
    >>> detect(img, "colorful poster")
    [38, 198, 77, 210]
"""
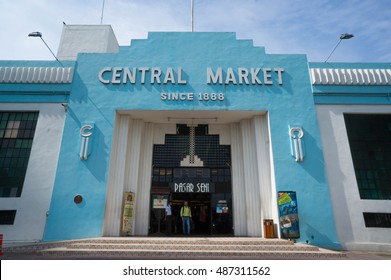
[152, 195, 168, 209]
[278, 191, 300, 239]
[122, 192, 135, 236]
[216, 200, 228, 214]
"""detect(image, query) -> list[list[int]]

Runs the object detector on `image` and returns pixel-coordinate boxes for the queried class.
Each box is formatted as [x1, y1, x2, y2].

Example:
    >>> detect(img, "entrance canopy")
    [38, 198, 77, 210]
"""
[117, 110, 266, 124]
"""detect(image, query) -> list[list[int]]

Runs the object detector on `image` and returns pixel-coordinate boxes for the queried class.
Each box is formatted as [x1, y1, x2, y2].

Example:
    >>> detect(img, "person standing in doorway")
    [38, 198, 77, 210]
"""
[180, 201, 192, 235]
[198, 205, 208, 234]
[165, 201, 173, 236]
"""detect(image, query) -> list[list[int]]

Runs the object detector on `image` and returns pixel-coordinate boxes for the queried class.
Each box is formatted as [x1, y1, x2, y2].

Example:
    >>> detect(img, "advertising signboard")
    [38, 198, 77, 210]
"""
[152, 195, 168, 209]
[122, 192, 135, 236]
[278, 191, 300, 239]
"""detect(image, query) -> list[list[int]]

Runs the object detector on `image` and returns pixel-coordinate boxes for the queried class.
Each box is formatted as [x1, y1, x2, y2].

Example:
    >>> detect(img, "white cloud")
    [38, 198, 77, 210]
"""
[0, 0, 389, 62]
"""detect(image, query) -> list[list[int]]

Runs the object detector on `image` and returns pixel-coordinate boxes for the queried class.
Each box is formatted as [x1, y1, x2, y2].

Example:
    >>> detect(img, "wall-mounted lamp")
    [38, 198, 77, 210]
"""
[61, 103, 68, 112]
[28, 31, 64, 67]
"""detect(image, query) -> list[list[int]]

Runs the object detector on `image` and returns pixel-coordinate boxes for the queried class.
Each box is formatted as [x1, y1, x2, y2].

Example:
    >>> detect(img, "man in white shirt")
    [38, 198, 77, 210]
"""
[165, 201, 173, 236]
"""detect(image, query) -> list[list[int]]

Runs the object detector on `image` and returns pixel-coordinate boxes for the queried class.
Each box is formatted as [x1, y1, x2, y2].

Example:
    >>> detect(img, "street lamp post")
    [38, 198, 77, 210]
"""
[324, 33, 354, 63]
[28, 32, 64, 67]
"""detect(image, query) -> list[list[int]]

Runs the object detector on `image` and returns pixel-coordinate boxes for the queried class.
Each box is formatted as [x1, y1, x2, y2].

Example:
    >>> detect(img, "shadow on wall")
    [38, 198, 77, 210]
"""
[316, 110, 354, 249]
[69, 72, 89, 103]
[304, 223, 342, 251]
[65, 71, 110, 183]
[81, 124, 108, 183]
[297, 128, 327, 184]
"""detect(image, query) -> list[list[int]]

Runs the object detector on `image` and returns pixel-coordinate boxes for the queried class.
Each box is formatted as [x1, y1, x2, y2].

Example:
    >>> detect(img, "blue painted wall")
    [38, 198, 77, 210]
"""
[42, 32, 341, 249]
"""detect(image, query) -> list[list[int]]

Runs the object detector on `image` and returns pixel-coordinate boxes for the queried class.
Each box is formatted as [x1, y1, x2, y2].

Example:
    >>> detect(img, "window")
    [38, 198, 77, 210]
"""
[210, 168, 231, 183]
[152, 168, 173, 184]
[0, 112, 39, 197]
[344, 114, 391, 200]
[0, 210, 17, 225]
[363, 212, 391, 228]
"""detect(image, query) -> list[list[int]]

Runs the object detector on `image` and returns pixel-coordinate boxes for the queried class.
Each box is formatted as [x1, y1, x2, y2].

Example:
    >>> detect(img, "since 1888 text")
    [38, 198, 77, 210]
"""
[161, 92, 225, 102]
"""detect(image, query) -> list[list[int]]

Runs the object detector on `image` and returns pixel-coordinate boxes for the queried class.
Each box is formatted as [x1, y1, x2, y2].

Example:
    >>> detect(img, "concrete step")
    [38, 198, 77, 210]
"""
[3, 237, 347, 259]
[3, 237, 291, 253]
[40, 247, 345, 259]
[66, 242, 319, 252]
[72, 237, 295, 246]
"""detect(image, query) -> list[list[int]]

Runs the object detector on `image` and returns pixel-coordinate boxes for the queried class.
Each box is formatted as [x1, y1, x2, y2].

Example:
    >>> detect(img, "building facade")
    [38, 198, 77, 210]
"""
[1, 25, 390, 251]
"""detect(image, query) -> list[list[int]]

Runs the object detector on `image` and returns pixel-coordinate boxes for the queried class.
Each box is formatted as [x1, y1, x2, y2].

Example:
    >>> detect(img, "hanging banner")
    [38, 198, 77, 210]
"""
[122, 192, 135, 236]
[278, 191, 300, 239]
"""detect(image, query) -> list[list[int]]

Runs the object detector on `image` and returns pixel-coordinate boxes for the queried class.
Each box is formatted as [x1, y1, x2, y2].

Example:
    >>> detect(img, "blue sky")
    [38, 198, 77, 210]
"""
[0, 0, 390, 62]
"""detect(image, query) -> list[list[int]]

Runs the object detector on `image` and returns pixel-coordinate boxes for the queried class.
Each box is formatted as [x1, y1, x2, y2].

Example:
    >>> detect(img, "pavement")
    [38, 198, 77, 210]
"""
[1, 249, 391, 260]
[343, 250, 391, 260]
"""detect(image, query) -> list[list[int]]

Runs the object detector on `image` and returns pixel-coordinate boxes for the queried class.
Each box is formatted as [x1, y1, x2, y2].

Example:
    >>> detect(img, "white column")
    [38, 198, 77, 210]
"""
[253, 115, 275, 228]
[230, 123, 247, 236]
[135, 122, 154, 235]
[124, 119, 143, 194]
[124, 119, 144, 235]
[103, 114, 130, 236]
[240, 119, 262, 236]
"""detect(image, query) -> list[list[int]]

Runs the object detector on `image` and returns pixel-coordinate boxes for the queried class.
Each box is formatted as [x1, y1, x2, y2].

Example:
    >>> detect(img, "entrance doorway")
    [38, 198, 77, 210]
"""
[149, 166, 233, 235]
[172, 193, 211, 235]
[149, 188, 233, 236]
[149, 124, 233, 236]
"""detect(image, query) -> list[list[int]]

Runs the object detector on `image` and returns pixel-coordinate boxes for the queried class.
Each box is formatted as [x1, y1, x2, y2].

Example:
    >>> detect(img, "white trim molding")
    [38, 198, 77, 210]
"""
[0, 67, 74, 84]
[310, 68, 391, 85]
